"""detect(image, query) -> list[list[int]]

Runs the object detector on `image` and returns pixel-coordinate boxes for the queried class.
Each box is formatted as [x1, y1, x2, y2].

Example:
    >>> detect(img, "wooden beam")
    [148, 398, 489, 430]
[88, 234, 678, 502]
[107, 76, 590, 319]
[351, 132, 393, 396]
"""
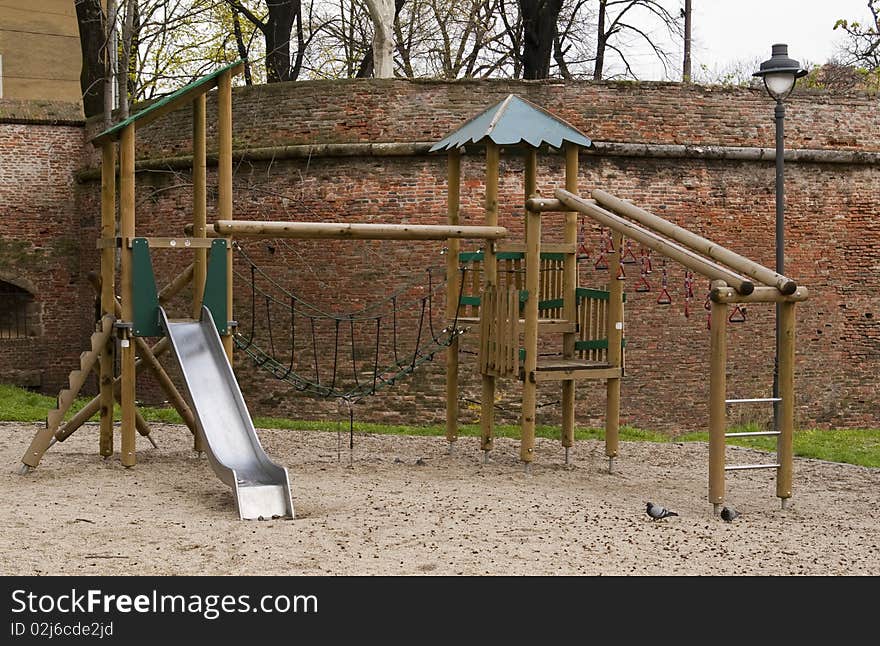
[446, 149, 461, 445]
[214, 220, 508, 241]
[99, 142, 116, 457]
[481, 143, 500, 454]
[593, 188, 797, 295]
[119, 124, 137, 468]
[777, 301, 796, 501]
[520, 147, 539, 464]
[217, 69, 235, 362]
[556, 189, 755, 295]
[711, 285, 809, 304]
[708, 283, 728, 506]
[562, 143, 579, 451]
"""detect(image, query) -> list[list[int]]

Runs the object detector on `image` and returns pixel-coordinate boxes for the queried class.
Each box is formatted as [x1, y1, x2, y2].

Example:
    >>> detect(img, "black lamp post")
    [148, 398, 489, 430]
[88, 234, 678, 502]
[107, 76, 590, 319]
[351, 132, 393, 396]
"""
[753, 44, 806, 435]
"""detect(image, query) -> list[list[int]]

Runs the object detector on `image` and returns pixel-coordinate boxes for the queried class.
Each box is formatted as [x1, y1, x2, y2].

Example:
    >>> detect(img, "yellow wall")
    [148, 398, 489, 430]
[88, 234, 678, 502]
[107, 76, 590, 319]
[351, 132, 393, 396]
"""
[0, 0, 83, 105]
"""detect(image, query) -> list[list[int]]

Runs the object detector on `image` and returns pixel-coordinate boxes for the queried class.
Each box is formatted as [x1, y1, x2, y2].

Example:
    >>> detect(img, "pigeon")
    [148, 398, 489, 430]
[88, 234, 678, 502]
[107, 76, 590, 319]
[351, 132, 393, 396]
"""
[645, 501, 678, 520]
[720, 506, 740, 522]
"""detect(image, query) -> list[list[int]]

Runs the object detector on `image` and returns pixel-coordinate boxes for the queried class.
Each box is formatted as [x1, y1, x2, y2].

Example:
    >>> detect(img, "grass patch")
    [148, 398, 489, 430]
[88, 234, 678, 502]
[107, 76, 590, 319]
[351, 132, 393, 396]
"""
[1, 383, 877, 468]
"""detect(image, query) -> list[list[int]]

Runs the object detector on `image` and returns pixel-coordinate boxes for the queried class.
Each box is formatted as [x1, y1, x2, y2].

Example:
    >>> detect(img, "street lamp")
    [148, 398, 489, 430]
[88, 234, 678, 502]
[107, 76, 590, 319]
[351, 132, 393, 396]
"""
[753, 44, 806, 441]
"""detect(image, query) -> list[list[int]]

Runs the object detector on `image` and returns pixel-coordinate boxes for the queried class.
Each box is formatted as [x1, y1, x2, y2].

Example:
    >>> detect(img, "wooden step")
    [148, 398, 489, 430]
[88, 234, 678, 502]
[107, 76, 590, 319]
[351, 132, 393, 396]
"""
[521, 358, 621, 382]
[452, 317, 575, 334]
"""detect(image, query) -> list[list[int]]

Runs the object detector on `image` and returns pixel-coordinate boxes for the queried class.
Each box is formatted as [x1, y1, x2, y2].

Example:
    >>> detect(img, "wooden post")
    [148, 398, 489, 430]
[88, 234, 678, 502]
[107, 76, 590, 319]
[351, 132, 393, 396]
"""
[192, 93, 207, 453]
[218, 70, 234, 361]
[446, 149, 461, 445]
[605, 231, 623, 463]
[481, 142, 500, 453]
[192, 94, 207, 316]
[776, 301, 796, 502]
[520, 147, 539, 464]
[119, 124, 137, 467]
[708, 286, 728, 508]
[99, 142, 116, 457]
[562, 144, 578, 452]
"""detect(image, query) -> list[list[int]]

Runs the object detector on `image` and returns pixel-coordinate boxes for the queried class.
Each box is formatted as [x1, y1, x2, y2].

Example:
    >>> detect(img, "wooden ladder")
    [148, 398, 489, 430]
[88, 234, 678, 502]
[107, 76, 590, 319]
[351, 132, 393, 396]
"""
[21, 315, 114, 468]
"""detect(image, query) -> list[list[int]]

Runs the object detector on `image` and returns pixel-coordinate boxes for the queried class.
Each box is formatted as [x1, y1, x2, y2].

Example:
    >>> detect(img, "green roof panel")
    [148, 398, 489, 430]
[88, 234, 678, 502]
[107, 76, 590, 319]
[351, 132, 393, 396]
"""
[430, 94, 591, 152]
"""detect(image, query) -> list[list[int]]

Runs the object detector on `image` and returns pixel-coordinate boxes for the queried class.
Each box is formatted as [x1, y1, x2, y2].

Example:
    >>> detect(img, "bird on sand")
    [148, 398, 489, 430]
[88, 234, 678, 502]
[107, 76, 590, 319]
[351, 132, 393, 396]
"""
[720, 506, 740, 522]
[645, 502, 678, 520]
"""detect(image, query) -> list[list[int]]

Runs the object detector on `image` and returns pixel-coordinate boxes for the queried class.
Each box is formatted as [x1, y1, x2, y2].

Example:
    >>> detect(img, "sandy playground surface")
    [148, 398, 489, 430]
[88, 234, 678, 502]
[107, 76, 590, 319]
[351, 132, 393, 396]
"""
[0, 421, 877, 576]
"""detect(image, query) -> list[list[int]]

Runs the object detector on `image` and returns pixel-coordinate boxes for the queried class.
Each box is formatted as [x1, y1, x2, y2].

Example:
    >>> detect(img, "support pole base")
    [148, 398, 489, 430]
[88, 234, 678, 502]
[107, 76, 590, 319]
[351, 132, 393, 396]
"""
[608, 457, 615, 474]
[522, 462, 532, 475]
[446, 442, 454, 456]
[482, 450, 489, 465]
[564, 447, 570, 465]
[780, 498, 790, 510]
[18, 464, 32, 475]
[713, 503, 721, 516]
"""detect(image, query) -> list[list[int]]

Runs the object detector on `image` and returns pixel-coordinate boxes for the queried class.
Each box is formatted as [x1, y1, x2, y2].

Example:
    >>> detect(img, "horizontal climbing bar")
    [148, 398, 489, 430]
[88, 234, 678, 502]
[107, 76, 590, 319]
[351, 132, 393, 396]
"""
[554, 189, 754, 295]
[725, 431, 781, 437]
[214, 220, 507, 241]
[725, 397, 782, 404]
[711, 285, 809, 304]
[593, 189, 798, 295]
[724, 463, 781, 471]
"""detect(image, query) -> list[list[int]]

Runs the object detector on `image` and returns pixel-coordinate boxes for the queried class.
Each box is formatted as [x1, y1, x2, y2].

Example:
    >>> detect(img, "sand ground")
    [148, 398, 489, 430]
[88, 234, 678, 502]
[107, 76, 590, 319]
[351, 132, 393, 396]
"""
[1, 421, 877, 576]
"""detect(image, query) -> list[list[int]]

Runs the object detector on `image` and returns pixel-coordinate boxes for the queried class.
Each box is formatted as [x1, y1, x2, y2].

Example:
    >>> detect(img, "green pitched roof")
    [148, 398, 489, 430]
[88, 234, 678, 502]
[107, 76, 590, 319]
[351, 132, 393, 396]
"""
[91, 60, 244, 146]
[430, 94, 591, 152]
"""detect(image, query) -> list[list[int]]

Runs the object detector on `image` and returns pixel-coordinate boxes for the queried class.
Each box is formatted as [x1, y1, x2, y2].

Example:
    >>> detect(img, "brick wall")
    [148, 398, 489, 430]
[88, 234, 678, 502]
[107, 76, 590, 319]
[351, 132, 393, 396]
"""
[7, 79, 880, 434]
[0, 110, 93, 391]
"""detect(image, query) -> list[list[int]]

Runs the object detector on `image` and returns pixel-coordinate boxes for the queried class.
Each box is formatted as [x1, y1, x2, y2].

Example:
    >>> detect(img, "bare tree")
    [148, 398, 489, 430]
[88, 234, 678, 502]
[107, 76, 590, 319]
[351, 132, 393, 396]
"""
[593, 0, 683, 80]
[834, 0, 880, 71]
[363, 0, 398, 77]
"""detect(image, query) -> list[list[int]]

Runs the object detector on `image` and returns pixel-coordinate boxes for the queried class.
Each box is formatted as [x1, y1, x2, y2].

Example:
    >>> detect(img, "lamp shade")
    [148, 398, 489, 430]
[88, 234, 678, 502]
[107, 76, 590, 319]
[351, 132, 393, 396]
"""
[753, 44, 807, 99]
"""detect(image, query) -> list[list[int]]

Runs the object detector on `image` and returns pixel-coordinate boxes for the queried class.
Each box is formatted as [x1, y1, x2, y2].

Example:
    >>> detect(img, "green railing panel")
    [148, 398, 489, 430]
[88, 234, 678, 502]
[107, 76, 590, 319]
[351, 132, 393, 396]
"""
[203, 239, 229, 335]
[538, 298, 564, 310]
[131, 238, 162, 337]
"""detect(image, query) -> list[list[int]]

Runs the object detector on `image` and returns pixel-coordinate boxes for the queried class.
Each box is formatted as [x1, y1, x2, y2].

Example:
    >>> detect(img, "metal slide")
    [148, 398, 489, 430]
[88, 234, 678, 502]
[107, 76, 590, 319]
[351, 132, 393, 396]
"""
[160, 306, 294, 520]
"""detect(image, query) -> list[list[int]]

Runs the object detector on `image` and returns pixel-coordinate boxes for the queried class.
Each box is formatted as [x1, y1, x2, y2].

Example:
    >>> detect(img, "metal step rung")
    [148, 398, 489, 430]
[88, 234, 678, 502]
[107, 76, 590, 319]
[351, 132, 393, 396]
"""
[725, 397, 781, 404]
[724, 463, 780, 471]
[725, 431, 781, 437]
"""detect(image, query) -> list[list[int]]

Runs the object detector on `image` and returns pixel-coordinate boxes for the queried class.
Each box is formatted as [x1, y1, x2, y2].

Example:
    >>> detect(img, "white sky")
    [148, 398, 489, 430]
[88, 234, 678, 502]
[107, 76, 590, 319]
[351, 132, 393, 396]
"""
[626, 0, 875, 80]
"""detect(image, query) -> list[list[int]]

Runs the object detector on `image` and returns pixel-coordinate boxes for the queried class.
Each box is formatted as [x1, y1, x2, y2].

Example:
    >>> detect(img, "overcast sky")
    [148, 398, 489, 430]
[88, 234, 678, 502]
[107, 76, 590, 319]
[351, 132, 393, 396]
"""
[625, 0, 875, 80]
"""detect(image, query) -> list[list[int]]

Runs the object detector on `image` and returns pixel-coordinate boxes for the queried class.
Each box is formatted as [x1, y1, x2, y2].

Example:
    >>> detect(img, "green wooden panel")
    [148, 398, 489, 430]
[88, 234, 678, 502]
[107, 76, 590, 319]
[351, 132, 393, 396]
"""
[575, 339, 609, 351]
[131, 238, 161, 337]
[459, 295, 481, 306]
[576, 287, 610, 302]
[203, 239, 229, 334]
[539, 298, 564, 310]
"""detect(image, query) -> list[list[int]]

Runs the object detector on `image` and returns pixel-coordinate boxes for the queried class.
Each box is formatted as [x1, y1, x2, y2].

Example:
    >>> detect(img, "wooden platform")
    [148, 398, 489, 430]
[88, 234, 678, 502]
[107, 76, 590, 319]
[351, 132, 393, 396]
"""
[520, 358, 621, 383]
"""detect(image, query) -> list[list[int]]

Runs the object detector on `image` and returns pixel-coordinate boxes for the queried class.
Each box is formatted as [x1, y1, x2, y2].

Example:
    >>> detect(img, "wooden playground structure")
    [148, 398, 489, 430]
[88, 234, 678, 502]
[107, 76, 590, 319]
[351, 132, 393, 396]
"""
[18, 65, 808, 515]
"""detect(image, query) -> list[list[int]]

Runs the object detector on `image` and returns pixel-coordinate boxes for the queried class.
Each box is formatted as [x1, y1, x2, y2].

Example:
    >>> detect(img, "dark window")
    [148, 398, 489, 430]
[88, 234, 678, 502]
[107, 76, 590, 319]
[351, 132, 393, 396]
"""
[0, 280, 35, 339]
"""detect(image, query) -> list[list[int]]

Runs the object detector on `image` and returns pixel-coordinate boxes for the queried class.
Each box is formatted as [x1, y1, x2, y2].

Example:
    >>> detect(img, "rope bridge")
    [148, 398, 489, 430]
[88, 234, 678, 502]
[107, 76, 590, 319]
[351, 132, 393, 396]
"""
[232, 242, 466, 403]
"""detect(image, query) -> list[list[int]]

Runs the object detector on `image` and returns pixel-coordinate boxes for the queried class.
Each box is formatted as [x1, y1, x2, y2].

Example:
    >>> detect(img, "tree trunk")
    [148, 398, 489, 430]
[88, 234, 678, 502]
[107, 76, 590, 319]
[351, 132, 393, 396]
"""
[682, 0, 692, 82]
[231, 9, 254, 85]
[365, 0, 396, 78]
[265, 1, 299, 82]
[520, 0, 563, 79]
[593, 0, 607, 80]
[74, 0, 106, 118]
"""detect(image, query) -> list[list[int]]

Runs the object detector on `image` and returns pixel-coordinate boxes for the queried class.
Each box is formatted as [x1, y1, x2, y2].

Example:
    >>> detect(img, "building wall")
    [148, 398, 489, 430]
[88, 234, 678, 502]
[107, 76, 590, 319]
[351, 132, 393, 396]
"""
[0, 0, 83, 106]
[4, 77, 879, 434]
[0, 100, 90, 390]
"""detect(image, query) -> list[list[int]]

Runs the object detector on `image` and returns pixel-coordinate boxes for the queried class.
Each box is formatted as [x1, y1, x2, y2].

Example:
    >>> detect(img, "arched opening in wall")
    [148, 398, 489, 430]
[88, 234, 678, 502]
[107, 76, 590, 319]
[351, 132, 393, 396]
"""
[0, 279, 39, 339]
